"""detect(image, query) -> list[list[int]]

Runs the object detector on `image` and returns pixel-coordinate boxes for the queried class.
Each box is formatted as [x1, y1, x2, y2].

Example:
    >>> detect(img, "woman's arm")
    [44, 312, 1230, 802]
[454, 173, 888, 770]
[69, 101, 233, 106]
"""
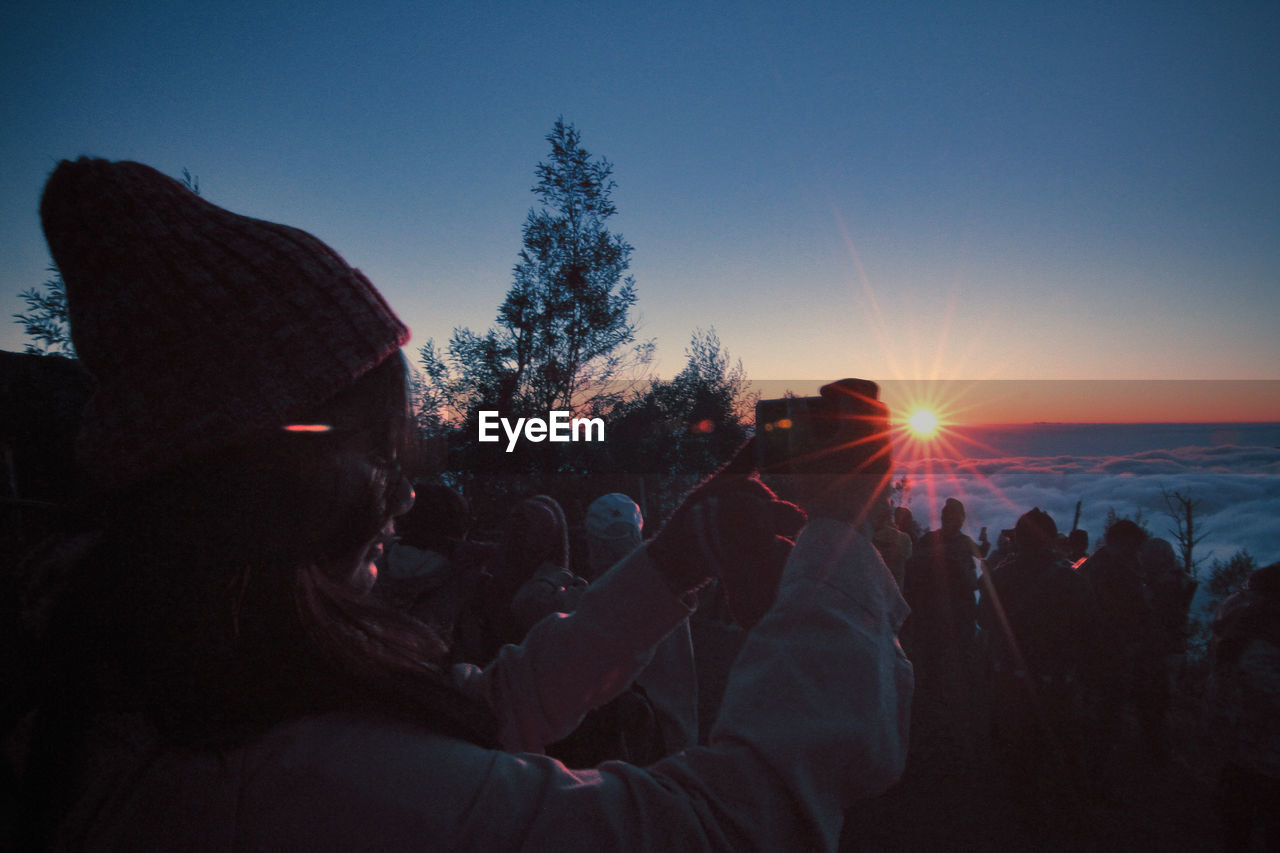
[452, 544, 694, 753]
[244, 518, 910, 852]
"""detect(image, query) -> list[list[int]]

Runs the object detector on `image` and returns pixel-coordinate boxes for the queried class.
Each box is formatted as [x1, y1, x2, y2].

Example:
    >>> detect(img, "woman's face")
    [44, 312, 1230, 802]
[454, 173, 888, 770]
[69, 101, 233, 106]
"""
[348, 469, 416, 592]
[286, 353, 415, 591]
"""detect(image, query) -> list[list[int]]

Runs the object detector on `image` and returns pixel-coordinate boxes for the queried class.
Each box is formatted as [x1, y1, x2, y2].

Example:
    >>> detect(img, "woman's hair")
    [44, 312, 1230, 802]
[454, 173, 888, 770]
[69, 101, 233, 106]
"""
[15, 354, 495, 844]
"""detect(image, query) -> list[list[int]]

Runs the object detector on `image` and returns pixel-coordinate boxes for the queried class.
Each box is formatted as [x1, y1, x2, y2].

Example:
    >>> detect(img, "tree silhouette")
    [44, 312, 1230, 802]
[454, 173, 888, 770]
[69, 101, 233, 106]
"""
[13, 268, 74, 357]
[420, 118, 650, 430]
[1162, 488, 1209, 578]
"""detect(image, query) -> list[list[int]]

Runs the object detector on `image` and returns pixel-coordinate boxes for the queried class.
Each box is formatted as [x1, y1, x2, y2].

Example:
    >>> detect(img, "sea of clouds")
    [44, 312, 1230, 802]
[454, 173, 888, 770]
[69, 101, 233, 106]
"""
[893, 423, 1280, 573]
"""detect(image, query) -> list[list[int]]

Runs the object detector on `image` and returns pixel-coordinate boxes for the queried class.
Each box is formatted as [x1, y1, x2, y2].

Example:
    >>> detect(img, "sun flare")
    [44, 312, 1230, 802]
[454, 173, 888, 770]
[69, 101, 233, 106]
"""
[906, 409, 940, 438]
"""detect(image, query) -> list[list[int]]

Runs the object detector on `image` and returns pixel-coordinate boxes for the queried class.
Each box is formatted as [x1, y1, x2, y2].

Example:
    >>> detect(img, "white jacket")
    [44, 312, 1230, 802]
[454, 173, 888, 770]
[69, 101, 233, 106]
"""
[61, 519, 912, 852]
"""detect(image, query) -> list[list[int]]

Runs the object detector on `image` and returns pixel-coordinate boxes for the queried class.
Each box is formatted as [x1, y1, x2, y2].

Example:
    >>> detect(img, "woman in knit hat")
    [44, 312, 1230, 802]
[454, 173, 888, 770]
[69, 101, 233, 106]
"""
[8, 158, 912, 851]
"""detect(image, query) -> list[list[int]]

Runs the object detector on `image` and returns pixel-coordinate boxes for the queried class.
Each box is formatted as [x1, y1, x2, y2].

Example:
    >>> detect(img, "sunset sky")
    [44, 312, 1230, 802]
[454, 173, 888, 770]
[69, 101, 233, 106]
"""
[2, 1, 1277, 423]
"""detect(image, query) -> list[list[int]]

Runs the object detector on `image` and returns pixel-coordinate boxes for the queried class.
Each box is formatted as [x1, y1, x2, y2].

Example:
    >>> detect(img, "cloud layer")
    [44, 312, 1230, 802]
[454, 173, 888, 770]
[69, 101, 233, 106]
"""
[895, 424, 1280, 572]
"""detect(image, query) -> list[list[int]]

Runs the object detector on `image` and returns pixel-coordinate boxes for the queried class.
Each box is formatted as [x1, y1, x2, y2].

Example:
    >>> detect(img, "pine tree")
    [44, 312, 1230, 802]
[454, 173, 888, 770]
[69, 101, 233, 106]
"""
[421, 118, 649, 427]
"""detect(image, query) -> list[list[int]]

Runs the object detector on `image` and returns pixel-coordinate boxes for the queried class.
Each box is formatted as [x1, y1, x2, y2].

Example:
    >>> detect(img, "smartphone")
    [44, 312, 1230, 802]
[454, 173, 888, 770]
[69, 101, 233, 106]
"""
[755, 378, 887, 474]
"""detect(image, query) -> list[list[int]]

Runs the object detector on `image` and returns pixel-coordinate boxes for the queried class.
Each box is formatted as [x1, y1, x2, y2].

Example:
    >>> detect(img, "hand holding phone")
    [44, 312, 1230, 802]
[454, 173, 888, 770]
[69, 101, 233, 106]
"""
[647, 439, 807, 627]
[756, 379, 893, 528]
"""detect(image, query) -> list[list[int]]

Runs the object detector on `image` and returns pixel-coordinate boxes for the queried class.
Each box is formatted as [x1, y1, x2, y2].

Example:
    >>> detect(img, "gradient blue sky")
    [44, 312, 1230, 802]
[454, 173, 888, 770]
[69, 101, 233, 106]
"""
[3, 2, 1278, 411]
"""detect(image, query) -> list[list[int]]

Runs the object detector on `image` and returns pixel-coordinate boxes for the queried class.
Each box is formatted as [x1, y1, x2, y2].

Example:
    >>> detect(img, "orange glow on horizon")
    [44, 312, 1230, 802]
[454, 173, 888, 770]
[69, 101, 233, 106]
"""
[879, 380, 1280, 425]
[745, 380, 1280, 426]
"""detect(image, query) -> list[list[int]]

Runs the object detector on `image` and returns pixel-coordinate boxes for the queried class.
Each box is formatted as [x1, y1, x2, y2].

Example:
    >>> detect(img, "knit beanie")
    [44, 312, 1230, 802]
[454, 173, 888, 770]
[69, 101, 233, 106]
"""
[40, 158, 410, 488]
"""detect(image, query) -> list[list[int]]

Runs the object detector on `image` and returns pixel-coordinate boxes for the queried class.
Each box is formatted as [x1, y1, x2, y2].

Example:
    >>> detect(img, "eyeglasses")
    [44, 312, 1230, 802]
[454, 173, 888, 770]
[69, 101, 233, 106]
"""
[281, 422, 415, 517]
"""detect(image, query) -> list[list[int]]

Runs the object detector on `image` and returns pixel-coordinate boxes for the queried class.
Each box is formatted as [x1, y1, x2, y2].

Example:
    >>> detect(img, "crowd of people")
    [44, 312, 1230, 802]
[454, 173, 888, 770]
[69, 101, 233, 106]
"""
[274, 469, 1280, 851]
[873, 497, 1279, 850]
[372, 487, 699, 767]
[2, 157, 1276, 852]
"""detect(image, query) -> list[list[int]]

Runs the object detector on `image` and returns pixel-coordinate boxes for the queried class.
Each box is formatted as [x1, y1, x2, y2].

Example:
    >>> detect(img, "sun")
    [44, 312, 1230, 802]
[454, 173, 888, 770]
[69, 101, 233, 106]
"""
[906, 408, 940, 438]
